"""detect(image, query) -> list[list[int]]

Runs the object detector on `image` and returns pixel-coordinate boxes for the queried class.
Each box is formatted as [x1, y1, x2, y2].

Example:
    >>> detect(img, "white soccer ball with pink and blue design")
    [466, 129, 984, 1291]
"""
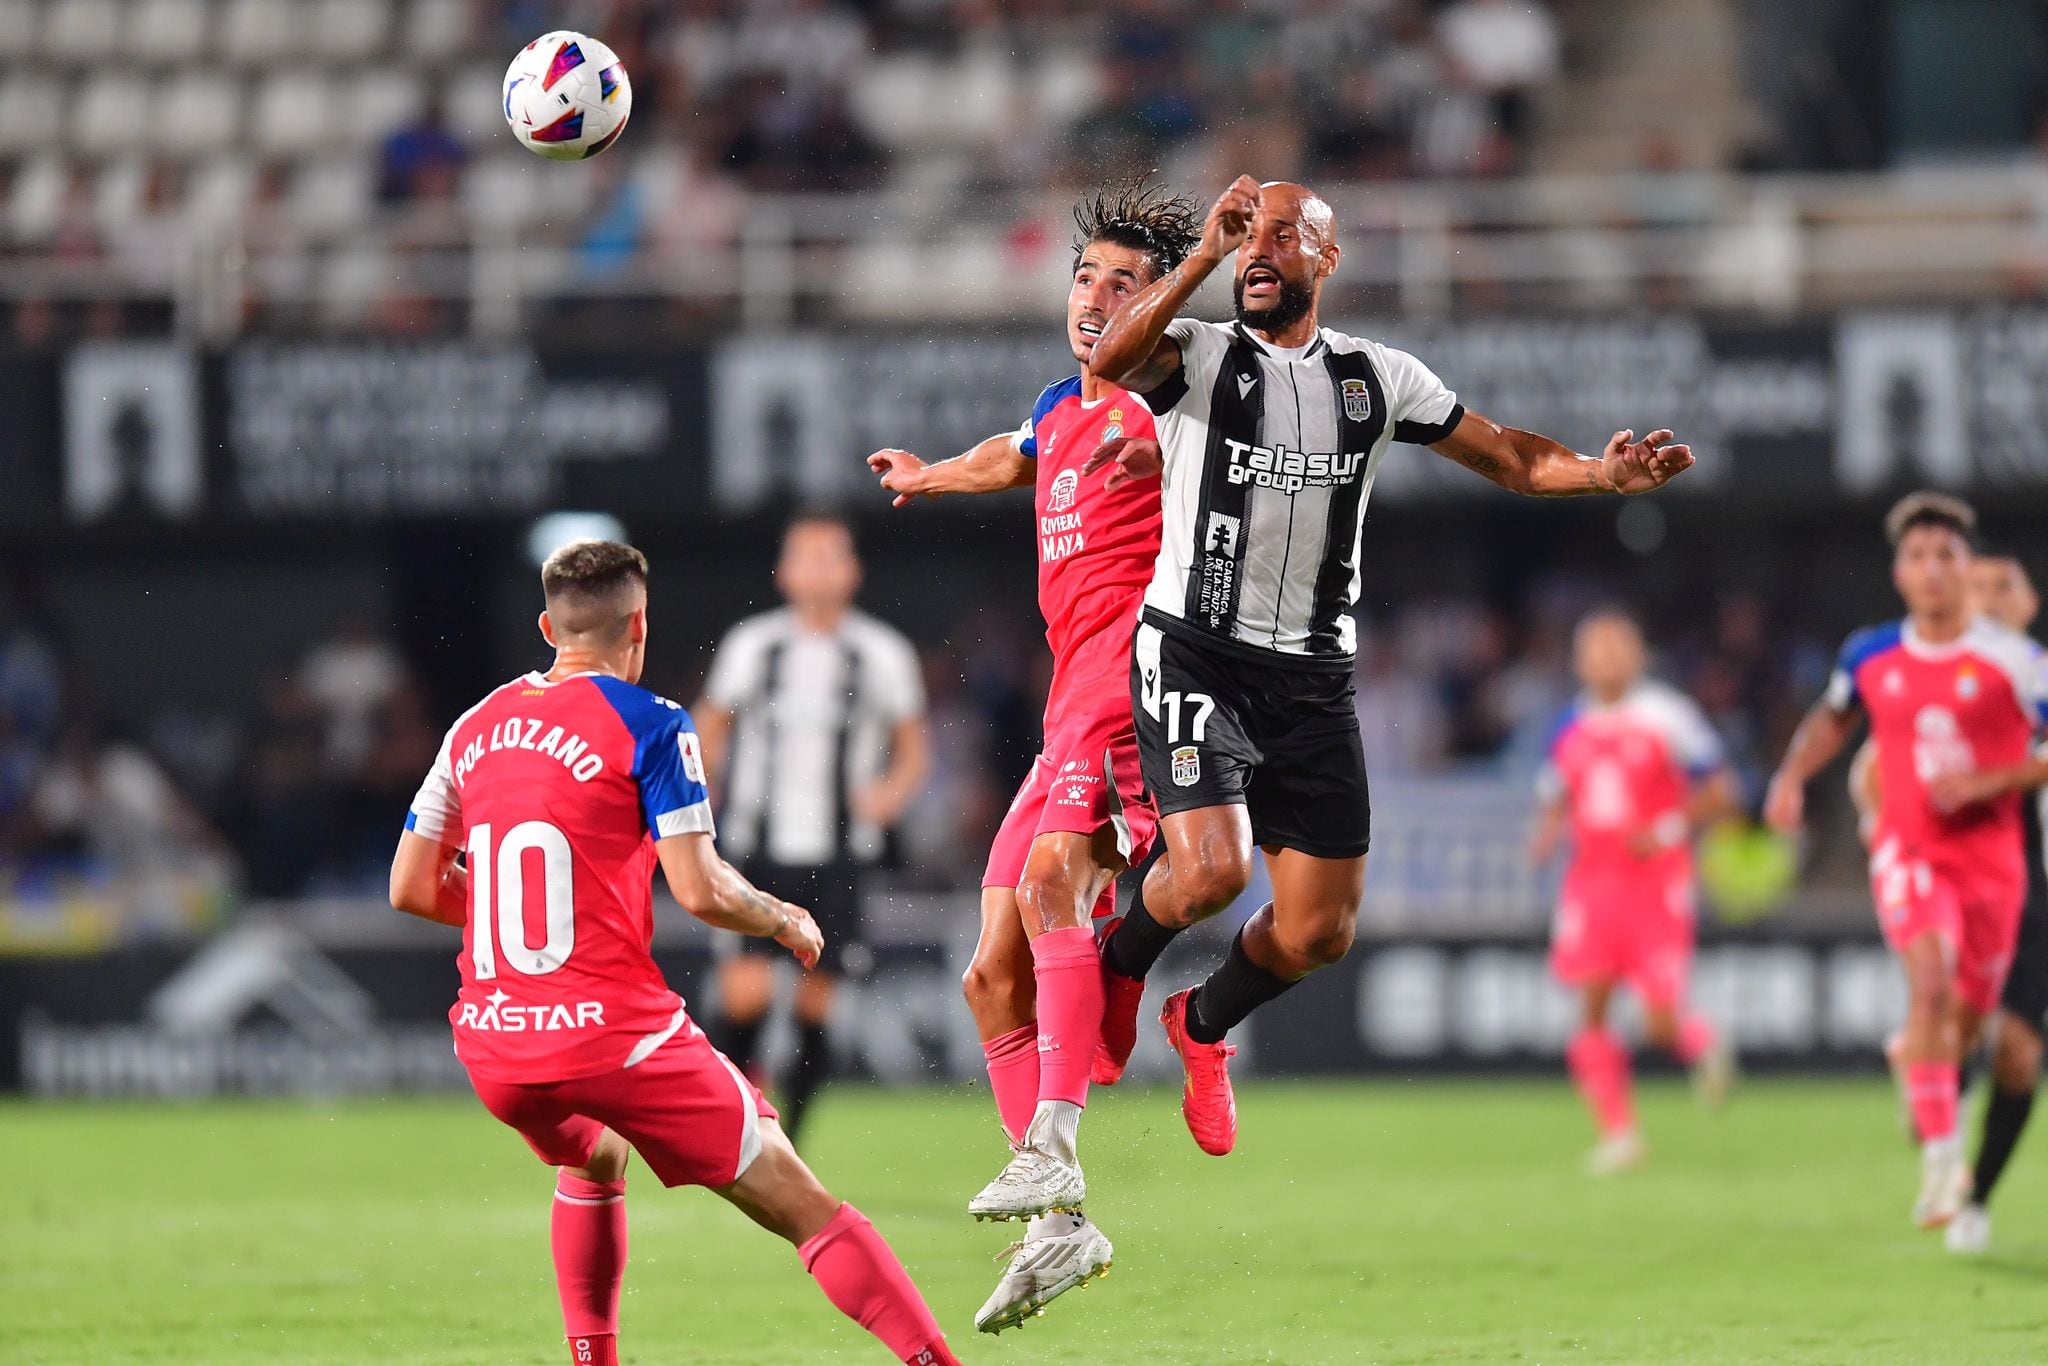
[504, 31, 632, 161]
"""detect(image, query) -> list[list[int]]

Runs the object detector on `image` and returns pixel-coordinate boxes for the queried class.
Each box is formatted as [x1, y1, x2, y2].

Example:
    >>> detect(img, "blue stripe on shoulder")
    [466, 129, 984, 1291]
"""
[1836, 621, 1904, 678]
[1020, 374, 1084, 458]
[1540, 700, 1579, 758]
[588, 674, 693, 772]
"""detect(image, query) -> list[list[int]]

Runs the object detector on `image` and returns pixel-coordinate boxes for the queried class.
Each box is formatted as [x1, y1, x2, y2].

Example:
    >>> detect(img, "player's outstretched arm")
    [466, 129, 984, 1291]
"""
[388, 829, 468, 927]
[1428, 411, 1693, 497]
[655, 831, 824, 968]
[1088, 174, 1258, 392]
[1764, 699, 1861, 833]
[868, 434, 1033, 507]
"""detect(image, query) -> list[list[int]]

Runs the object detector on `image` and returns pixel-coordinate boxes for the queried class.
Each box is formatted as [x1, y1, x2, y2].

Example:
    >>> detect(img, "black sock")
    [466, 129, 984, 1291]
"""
[1103, 844, 1181, 980]
[1184, 929, 1296, 1045]
[710, 1013, 765, 1070]
[1971, 1085, 2036, 1208]
[780, 1022, 833, 1144]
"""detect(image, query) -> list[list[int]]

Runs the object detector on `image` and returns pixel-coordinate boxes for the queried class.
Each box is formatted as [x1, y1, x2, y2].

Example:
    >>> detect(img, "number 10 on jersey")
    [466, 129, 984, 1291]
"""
[467, 821, 576, 978]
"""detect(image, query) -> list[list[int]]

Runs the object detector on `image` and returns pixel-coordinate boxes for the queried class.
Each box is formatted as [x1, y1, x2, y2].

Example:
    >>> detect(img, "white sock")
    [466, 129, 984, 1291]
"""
[1924, 1132, 1962, 1163]
[1026, 1209, 1087, 1239]
[1026, 1099, 1082, 1166]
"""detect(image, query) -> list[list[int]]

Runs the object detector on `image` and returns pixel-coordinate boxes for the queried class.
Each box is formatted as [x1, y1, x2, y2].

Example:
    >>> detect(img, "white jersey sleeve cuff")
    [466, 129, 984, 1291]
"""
[655, 802, 716, 839]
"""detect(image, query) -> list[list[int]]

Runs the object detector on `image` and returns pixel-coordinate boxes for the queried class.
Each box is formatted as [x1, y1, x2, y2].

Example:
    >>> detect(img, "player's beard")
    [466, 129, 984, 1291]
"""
[1233, 271, 1315, 337]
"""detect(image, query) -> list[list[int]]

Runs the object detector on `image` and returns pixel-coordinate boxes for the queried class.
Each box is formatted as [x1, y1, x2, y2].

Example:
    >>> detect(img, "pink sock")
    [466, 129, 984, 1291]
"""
[1906, 1061, 1959, 1142]
[798, 1203, 960, 1366]
[552, 1173, 627, 1354]
[1673, 1014, 1717, 1066]
[1567, 1029, 1635, 1136]
[1030, 925, 1104, 1108]
[982, 1022, 1040, 1146]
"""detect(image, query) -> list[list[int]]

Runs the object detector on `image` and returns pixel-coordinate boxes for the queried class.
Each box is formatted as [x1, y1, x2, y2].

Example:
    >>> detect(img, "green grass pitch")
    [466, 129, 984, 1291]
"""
[5, 1079, 2048, 1364]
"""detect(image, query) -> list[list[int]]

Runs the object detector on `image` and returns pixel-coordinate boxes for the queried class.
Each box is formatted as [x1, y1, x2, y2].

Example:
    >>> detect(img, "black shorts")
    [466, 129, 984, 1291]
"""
[1131, 613, 1370, 859]
[2001, 894, 2048, 1027]
[733, 857, 866, 977]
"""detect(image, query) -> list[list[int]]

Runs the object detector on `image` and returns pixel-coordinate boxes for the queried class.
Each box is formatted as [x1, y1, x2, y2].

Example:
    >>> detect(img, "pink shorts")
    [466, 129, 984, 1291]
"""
[1550, 870, 1697, 1009]
[983, 697, 1156, 892]
[1869, 837, 2025, 1016]
[467, 1017, 777, 1188]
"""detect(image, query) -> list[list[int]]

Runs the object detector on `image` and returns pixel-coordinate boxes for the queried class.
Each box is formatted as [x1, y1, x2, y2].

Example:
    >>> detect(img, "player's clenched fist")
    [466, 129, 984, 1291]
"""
[868, 448, 930, 507]
[776, 902, 825, 970]
[1197, 175, 1261, 265]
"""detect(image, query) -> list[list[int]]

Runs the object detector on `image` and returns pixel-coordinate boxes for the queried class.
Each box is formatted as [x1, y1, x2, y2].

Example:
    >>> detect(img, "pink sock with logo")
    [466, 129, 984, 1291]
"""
[1030, 926, 1104, 1108]
[981, 1022, 1040, 1145]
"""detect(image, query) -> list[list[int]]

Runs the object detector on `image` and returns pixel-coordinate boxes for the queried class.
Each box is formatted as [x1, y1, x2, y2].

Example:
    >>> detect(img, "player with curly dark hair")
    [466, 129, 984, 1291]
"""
[866, 182, 1199, 1334]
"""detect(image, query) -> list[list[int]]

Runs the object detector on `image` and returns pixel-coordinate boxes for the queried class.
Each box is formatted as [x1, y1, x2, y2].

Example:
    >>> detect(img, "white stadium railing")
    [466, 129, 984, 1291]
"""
[5, 166, 2046, 336]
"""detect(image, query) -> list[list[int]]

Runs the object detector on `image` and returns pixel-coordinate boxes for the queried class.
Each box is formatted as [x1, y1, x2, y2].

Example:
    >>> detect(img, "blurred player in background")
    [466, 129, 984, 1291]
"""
[1529, 611, 1739, 1175]
[1768, 494, 2048, 1230]
[1942, 556, 2044, 1252]
[388, 541, 959, 1366]
[1082, 174, 1695, 1157]
[869, 183, 1200, 1333]
[695, 511, 928, 1145]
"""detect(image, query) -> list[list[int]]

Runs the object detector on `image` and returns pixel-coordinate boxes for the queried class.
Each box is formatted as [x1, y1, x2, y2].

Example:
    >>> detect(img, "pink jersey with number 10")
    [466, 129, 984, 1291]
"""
[406, 669, 716, 1084]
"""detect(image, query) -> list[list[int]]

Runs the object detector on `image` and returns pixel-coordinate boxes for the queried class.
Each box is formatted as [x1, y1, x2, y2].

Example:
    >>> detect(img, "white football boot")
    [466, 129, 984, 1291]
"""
[1913, 1136, 1968, 1229]
[967, 1144, 1086, 1222]
[975, 1212, 1113, 1334]
[1945, 1202, 1991, 1254]
[1585, 1128, 1647, 1177]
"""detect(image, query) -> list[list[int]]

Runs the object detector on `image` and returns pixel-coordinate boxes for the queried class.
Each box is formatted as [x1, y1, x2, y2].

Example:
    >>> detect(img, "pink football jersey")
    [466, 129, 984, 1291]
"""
[407, 670, 715, 1083]
[1541, 681, 1725, 885]
[1827, 617, 2048, 876]
[1018, 376, 1163, 667]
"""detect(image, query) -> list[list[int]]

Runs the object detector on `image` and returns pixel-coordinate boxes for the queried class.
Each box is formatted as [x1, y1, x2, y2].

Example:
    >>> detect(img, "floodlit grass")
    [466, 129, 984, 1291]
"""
[5, 1080, 2047, 1363]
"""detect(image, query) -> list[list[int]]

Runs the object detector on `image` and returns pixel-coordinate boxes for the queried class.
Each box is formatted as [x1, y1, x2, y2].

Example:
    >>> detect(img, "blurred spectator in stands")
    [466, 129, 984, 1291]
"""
[301, 620, 409, 778]
[1066, 56, 1202, 183]
[109, 163, 189, 295]
[1307, 70, 1411, 180]
[377, 95, 468, 205]
[1274, 0, 1388, 115]
[15, 720, 227, 883]
[1436, 0, 1559, 149]
[720, 79, 888, 191]
[236, 674, 335, 897]
[1354, 628, 1450, 775]
[51, 168, 105, 265]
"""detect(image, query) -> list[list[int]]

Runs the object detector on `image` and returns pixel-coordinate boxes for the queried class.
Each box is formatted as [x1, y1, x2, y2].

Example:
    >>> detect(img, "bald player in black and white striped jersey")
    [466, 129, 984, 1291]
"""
[1081, 175, 1697, 1155]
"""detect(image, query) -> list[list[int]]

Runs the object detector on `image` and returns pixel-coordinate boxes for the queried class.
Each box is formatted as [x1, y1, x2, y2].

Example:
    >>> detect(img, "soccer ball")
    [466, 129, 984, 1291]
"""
[503, 31, 632, 161]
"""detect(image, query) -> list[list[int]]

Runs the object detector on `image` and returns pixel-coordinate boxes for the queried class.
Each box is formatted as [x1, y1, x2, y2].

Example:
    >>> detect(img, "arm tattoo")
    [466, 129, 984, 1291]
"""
[738, 884, 785, 935]
[1462, 453, 1502, 477]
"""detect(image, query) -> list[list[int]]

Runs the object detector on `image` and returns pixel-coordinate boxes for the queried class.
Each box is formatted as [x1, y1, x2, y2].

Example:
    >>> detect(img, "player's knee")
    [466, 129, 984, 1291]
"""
[570, 1128, 630, 1184]
[1016, 871, 1088, 934]
[1179, 853, 1252, 919]
[1278, 913, 1355, 970]
[1994, 1019, 2044, 1091]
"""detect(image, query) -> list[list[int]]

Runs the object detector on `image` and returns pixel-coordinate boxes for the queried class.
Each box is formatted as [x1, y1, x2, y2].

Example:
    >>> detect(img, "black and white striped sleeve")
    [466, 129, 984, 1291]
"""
[1137, 318, 1230, 416]
[1380, 344, 1465, 445]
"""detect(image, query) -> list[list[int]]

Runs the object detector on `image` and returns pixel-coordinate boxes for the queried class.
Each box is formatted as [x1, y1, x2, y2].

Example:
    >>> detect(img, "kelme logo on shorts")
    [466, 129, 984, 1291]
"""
[1171, 745, 1200, 787]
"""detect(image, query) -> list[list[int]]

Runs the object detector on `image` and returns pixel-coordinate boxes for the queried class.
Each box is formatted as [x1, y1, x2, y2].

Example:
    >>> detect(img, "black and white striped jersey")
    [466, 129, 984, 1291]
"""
[1136, 318, 1464, 666]
[701, 608, 925, 865]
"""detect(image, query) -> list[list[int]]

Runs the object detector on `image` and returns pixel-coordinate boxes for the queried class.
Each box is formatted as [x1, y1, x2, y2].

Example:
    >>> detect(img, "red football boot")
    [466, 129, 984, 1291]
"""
[1092, 919, 1146, 1086]
[1159, 988, 1237, 1156]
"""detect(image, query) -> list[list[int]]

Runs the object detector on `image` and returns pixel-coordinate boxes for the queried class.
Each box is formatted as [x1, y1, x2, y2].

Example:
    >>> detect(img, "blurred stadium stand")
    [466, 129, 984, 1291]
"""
[2, 0, 2045, 1086]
